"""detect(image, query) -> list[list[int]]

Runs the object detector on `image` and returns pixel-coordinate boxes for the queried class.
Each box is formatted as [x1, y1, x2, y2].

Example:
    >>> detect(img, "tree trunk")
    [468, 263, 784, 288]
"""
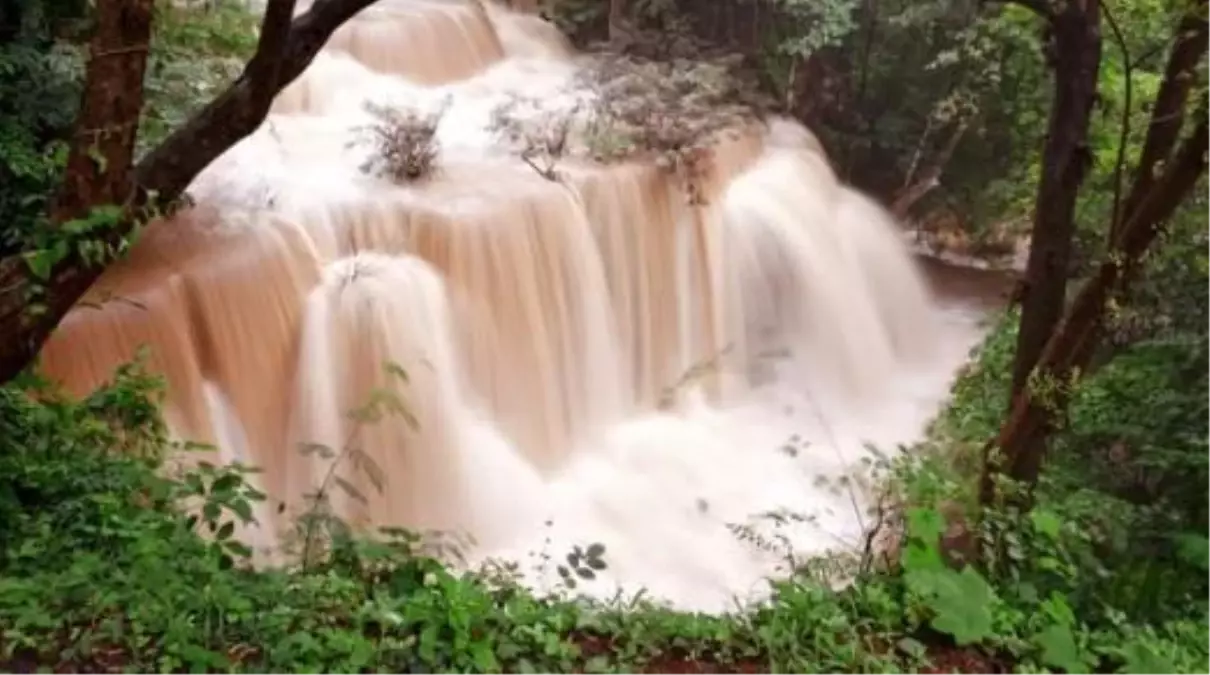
[978, 0, 1100, 506]
[993, 117, 1206, 495]
[51, 0, 153, 224]
[0, 0, 382, 384]
[607, 0, 626, 40]
[1007, 0, 1102, 405]
[0, 0, 153, 381]
[980, 0, 1206, 506]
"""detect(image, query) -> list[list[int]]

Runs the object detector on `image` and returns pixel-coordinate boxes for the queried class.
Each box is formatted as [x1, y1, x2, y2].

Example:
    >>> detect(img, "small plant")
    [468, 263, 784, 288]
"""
[488, 94, 580, 182]
[487, 54, 770, 205]
[288, 361, 412, 569]
[656, 343, 735, 409]
[354, 101, 448, 183]
[174, 452, 265, 569]
[574, 53, 769, 205]
[556, 543, 608, 589]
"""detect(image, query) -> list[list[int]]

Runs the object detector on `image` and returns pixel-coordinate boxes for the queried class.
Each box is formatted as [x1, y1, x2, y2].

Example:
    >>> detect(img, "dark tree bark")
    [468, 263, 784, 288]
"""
[0, 0, 382, 384]
[990, 117, 1206, 497]
[1007, 0, 1102, 403]
[50, 0, 153, 224]
[0, 0, 154, 383]
[1112, 0, 1207, 241]
[980, 0, 1207, 505]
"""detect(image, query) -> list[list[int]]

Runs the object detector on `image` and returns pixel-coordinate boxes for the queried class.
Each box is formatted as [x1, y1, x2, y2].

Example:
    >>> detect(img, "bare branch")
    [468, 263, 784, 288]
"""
[890, 120, 969, 219]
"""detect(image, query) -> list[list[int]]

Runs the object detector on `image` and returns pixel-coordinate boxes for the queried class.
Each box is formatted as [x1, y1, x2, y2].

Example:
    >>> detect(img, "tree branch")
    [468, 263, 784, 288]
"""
[1102, 1, 1131, 232]
[890, 119, 969, 219]
[247, 0, 298, 112]
[137, 0, 380, 200]
[988, 114, 1207, 503]
[0, 0, 381, 383]
[1114, 0, 1207, 239]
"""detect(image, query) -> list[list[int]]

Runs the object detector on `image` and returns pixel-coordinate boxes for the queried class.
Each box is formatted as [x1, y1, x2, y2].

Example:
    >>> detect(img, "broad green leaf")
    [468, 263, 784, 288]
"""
[906, 507, 945, 544]
[909, 567, 997, 646]
[1035, 623, 1092, 673]
[1118, 641, 1177, 674]
[1030, 509, 1062, 539]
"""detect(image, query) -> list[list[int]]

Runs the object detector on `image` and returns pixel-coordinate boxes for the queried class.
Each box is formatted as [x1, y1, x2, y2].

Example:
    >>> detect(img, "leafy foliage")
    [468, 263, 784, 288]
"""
[488, 51, 770, 203]
[1, 346, 1206, 673]
[139, 0, 258, 153]
[0, 0, 83, 255]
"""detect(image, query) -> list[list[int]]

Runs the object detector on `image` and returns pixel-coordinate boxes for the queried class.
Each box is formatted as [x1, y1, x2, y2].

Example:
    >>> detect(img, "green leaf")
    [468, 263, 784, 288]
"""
[906, 507, 945, 544]
[1030, 509, 1062, 539]
[902, 541, 944, 573]
[470, 640, 498, 672]
[22, 249, 55, 280]
[1174, 533, 1209, 571]
[216, 521, 234, 541]
[908, 567, 997, 646]
[230, 498, 254, 523]
[211, 473, 240, 493]
[1118, 641, 1176, 674]
[1035, 623, 1092, 673]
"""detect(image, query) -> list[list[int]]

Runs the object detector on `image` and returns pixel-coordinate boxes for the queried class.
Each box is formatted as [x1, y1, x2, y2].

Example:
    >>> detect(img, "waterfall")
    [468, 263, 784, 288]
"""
[38, 0, 986, 611]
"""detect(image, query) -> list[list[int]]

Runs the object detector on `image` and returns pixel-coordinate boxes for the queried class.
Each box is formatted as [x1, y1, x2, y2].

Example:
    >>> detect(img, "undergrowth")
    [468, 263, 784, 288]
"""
[1, 317, 1207, 673]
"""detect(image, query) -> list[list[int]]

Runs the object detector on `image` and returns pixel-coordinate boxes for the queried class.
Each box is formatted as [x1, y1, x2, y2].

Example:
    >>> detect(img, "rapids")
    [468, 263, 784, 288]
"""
[38, 0, 992, 611]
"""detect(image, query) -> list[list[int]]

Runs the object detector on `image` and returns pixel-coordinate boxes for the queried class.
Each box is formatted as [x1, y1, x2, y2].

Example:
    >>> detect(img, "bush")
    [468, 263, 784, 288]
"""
[2, 349, 1207, 673]
[488, 51, 771, 201]
[900, 303, 1209, 629]
[354, 102, 446, 184]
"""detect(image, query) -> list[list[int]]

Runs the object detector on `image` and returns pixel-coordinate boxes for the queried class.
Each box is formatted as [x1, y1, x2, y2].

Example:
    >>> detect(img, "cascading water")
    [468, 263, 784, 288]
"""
[38, 0, 990, 611]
